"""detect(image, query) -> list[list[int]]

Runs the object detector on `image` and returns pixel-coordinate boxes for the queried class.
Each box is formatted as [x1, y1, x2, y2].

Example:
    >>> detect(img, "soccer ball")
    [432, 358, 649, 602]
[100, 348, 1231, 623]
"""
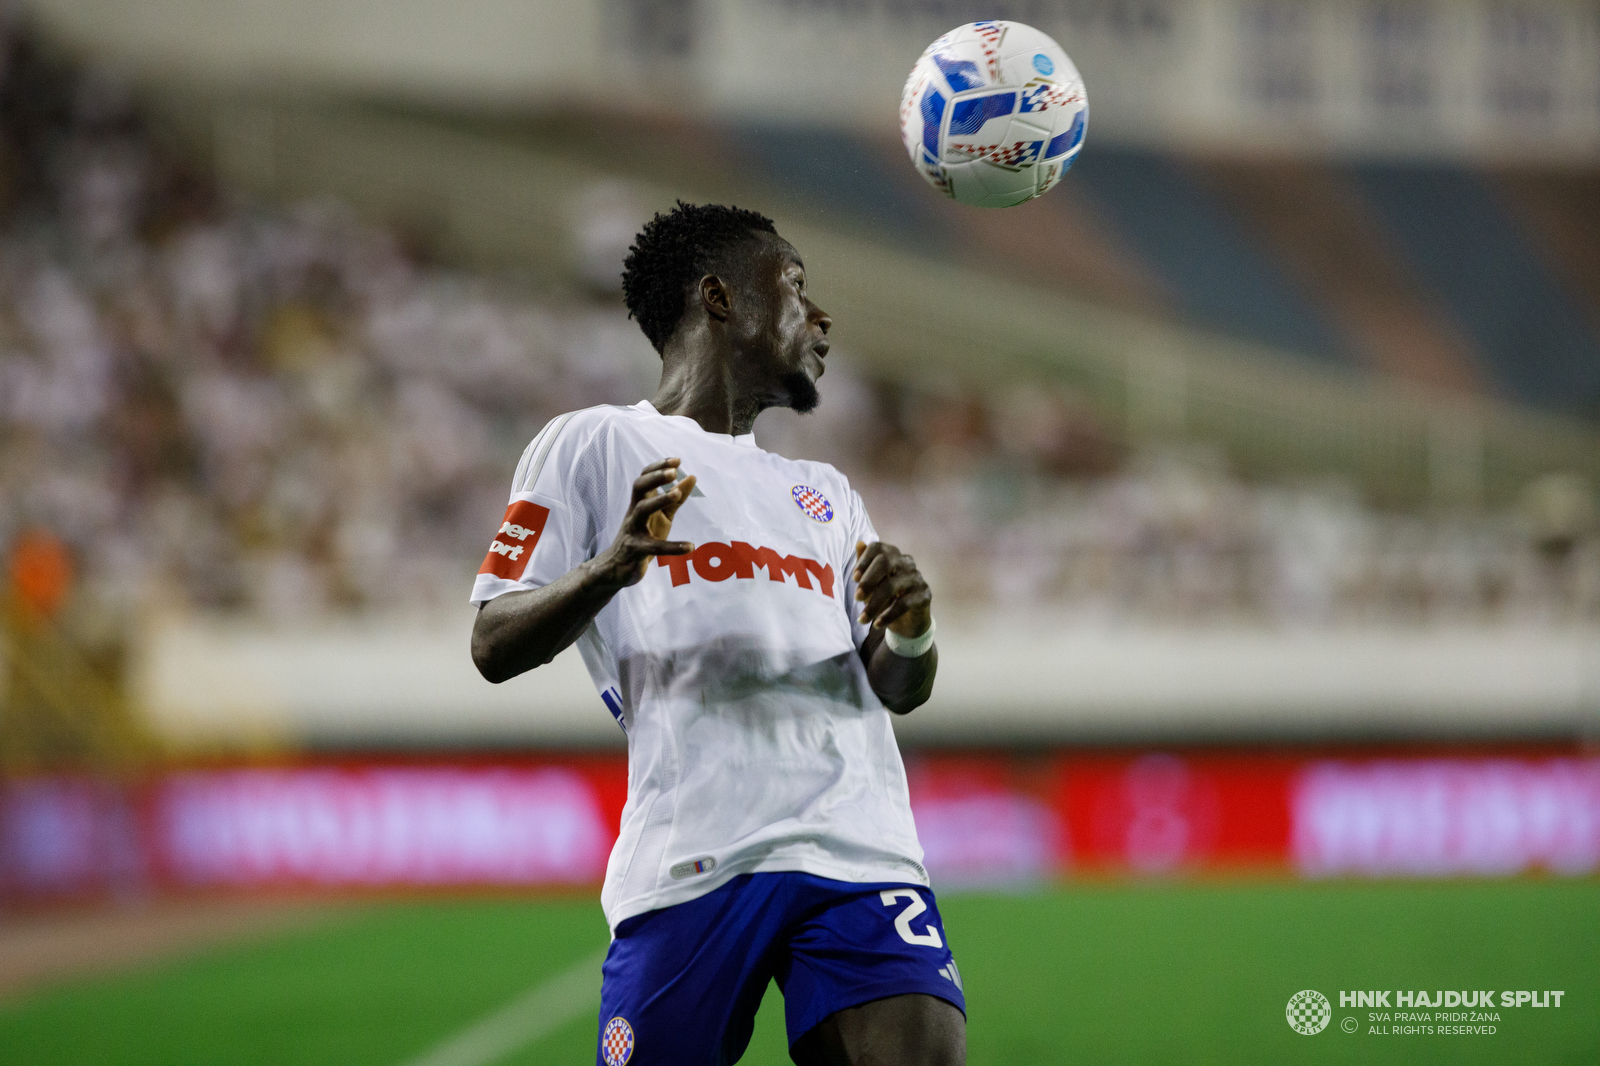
[899, 21, 1088, 208]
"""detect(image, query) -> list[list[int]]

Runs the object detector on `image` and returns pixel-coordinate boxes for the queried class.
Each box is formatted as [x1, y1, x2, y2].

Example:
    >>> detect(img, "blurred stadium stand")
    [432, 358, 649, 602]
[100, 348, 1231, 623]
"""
[1352, 162, 1600, 414]
[1069, 149, 1356, 368]
[736, 133, 1600, 417]
[0, 4, 1596, 905]
[0, 16, 1591, 756]
[1190, 158, 1484, 395]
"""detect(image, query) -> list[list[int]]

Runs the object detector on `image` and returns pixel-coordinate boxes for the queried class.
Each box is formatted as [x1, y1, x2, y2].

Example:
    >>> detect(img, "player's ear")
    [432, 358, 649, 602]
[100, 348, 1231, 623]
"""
[699, 274, 731, 322]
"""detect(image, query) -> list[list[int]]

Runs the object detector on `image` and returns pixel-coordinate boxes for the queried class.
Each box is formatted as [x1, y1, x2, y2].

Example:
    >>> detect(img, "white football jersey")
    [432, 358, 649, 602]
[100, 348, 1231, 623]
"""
[471, 400, 928, 929]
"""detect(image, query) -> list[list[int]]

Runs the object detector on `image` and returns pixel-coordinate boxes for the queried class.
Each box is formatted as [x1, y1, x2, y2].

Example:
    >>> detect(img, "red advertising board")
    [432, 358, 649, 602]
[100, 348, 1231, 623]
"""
[2, 749, 1596, 898]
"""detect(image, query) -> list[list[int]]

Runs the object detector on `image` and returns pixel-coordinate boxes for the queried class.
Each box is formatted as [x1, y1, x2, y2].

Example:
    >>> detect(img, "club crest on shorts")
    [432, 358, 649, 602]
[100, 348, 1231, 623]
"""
[791, 485, 834, 523]
[601, 1016, 635, 1065]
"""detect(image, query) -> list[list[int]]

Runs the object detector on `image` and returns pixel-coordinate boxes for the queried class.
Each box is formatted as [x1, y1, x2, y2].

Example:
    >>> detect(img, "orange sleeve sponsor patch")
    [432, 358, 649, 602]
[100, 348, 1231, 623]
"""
[479, 499, 551, 580]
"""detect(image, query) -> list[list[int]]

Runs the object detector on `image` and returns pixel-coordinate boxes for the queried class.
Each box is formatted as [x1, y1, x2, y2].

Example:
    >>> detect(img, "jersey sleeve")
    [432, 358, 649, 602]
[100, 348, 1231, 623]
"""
[469, 412, 603, 606]
[839, 483, 881, 652]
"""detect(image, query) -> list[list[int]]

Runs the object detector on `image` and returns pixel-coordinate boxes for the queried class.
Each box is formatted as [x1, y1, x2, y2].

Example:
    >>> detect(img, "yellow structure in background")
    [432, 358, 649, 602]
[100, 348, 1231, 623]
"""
[0, 531, 154, 773]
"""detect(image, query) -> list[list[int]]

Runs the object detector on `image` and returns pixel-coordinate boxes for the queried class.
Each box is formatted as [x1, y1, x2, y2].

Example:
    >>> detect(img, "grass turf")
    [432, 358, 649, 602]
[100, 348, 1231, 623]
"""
[1, 879, 1594, 1065]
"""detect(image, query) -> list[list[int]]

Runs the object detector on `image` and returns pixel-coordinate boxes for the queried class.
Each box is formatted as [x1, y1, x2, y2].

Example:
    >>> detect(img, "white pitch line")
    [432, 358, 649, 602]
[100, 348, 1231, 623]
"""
[399, 946, 608, 1066]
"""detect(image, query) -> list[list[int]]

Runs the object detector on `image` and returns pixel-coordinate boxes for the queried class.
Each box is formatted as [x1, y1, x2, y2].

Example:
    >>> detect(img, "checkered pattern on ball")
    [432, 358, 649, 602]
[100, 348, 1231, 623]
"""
[947, 140, 1043, 168]
[973, 19, 1005, 80]
[791, 485, 834, 523]
[601, 1016, 634, 1065]
[1020, 81, 1082, 113]
[1286, 990, 1331, 1035]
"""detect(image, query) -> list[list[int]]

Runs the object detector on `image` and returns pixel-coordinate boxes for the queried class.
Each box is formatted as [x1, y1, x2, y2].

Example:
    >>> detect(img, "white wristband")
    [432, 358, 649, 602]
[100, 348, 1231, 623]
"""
[882, 617, 936, 658]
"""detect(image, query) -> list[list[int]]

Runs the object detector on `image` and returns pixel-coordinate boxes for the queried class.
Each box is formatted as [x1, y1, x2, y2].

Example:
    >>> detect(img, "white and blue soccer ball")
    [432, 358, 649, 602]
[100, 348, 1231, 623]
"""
[899, 21, 1088, 208]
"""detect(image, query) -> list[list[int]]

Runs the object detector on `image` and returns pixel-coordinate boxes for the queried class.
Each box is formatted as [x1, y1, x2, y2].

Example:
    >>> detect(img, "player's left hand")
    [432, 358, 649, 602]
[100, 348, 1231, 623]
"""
[853, 540, 931, 637]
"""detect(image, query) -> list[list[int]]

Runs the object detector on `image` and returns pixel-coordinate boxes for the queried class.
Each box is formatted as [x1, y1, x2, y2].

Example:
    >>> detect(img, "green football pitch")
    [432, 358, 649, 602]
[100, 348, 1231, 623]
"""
[2, 880, 1594, 1065]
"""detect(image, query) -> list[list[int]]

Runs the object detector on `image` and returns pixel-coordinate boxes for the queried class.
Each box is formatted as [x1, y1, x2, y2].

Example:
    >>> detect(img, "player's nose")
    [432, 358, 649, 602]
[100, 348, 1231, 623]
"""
[813, 306, 832, 336]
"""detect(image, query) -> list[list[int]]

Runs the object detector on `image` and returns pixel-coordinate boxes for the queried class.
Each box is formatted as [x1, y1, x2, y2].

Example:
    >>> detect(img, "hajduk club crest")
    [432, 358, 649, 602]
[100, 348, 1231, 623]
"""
[601, 1016, 635, 1065]
[792, 484, 834, 523]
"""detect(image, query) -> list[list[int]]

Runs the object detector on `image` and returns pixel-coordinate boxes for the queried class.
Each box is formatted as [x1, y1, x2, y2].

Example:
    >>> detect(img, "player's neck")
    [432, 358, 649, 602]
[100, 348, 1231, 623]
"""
[652, 343, 764, 437]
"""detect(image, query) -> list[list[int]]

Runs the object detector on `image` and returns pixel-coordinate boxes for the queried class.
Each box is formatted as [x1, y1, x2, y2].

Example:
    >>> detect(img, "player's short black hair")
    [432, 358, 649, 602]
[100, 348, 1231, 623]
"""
[621, 201, 778, 354]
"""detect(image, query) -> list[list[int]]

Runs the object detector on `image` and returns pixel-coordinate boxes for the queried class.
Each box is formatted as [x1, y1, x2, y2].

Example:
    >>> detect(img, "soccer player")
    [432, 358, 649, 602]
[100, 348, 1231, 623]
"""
[470, 203, 963, 1065]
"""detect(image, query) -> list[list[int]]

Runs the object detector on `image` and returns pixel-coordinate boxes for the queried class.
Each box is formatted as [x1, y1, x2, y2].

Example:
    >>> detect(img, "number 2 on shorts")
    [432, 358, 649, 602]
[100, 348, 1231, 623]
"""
[879, 889, 944, 948]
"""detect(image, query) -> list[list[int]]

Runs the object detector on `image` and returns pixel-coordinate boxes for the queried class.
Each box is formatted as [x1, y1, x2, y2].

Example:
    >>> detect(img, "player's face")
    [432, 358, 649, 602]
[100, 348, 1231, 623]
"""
[736, 237, 831, 414]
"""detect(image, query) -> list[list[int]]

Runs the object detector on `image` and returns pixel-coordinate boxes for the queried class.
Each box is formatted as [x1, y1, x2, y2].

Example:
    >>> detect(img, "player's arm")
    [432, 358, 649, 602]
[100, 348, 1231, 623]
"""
[471, 459, 696, 684]
[853, 540, 937, 714]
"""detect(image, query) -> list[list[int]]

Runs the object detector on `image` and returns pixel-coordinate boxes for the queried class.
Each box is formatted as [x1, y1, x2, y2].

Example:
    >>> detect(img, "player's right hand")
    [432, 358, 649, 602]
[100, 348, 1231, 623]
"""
[597, 458, 696, 587]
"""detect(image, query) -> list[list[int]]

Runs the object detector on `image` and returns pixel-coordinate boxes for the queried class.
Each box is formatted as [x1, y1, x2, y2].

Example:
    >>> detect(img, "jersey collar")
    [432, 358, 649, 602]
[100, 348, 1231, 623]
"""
[634, 400, 759, 448]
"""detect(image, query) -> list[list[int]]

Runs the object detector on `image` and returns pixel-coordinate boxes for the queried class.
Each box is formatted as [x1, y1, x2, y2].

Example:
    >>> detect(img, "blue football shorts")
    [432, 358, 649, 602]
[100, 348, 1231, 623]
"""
[594, 871, 965, 1066]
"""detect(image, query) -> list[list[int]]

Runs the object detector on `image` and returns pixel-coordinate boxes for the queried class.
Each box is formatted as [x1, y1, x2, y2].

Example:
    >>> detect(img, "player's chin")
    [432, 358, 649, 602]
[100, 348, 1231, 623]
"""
[780, 368, 821, 414]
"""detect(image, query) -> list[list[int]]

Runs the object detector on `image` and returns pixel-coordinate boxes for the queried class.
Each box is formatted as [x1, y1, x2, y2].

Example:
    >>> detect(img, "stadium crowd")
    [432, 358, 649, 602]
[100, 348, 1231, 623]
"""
[0, 27, 1595, 631]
